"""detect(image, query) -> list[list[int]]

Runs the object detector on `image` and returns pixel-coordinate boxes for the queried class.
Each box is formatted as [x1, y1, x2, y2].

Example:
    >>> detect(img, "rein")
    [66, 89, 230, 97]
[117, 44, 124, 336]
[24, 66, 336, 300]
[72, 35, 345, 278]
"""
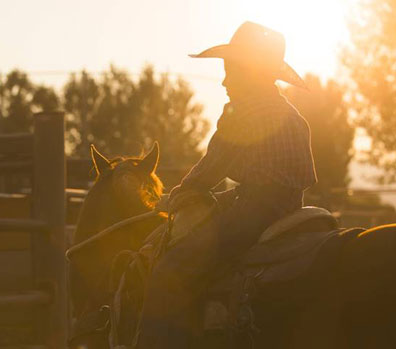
[65, 210, 159, 261]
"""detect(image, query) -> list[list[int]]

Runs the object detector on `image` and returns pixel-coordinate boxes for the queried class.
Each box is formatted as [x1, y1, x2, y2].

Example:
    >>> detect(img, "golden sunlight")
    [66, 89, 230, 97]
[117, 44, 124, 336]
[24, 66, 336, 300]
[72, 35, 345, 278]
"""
[230, 0, 354, 78]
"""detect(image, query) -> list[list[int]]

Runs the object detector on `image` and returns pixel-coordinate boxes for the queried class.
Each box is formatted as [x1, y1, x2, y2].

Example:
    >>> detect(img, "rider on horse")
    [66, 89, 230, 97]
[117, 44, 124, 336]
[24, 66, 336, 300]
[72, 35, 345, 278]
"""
[136, 21, 317, 348]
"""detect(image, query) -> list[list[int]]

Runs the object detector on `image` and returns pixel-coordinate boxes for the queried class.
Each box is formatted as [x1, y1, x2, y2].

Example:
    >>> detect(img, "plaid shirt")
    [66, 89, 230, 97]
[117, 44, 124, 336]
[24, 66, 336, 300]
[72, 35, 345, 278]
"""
[179, 88, 317, 196]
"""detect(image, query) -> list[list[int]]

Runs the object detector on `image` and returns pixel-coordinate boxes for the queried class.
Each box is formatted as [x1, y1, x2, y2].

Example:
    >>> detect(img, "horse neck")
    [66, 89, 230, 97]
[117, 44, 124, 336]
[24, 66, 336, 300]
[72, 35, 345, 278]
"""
[74, 179, 151, 243]
[74, 190, 116, 244]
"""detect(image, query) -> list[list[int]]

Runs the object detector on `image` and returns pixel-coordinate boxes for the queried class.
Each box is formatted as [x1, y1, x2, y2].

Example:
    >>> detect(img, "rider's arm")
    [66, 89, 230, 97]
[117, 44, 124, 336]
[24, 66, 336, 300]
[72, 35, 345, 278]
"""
[174, 104, 246, 195]
[178, 134, 237, 190]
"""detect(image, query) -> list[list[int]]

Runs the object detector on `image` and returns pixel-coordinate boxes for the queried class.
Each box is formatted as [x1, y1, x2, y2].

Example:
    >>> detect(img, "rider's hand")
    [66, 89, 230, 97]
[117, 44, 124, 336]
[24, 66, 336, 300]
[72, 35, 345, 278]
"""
[168, 185, 201, 214]
[155, 195, 169, 213]
[168, 185, 186, 214]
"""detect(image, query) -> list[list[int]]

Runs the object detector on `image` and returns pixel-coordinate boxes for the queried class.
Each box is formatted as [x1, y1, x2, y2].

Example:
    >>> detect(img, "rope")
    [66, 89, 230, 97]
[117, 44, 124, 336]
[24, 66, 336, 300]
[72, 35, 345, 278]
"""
[65, 211, 158, 261]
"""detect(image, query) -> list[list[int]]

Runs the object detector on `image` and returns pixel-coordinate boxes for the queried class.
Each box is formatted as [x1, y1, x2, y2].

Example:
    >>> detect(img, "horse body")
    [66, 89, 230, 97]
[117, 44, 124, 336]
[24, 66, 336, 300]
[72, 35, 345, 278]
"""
[68, 144, 396, 348]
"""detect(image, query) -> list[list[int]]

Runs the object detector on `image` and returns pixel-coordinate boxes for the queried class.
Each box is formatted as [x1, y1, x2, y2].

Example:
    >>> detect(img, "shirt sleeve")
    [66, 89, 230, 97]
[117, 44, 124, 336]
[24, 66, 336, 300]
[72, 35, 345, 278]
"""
[178, 103, 246, 191]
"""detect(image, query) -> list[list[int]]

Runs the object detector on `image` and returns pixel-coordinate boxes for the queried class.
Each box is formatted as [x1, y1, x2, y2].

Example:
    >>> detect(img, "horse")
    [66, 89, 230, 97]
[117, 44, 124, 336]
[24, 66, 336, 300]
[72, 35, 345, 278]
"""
[68, 143, 396, 348]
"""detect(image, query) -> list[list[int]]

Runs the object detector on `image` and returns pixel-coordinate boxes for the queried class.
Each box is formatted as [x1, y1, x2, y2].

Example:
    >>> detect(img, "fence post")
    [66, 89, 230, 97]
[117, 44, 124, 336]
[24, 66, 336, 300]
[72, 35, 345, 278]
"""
[32, 111, 67, 347]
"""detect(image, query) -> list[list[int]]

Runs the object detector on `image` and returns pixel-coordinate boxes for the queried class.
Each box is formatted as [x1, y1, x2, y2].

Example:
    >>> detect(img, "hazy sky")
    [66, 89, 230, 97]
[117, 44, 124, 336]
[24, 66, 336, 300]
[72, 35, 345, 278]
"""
[1, 0, 355, 124]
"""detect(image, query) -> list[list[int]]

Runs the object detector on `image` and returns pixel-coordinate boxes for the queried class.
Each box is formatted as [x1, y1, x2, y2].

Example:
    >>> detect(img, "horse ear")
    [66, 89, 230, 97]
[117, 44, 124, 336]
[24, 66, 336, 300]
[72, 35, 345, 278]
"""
[140, 141, 159, 174]
[90, 144, 111, 175]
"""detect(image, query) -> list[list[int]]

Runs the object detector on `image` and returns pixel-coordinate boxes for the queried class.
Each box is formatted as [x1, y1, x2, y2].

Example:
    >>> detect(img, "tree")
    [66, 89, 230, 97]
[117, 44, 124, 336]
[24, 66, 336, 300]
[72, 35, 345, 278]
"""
[64, 65, 209, 167]
[342, 0, 396, 183]
[64, 70, 100, 157]
[132, 66, 209, 166]
[283, 74, 355, 209]
[0, 70, 59, 134]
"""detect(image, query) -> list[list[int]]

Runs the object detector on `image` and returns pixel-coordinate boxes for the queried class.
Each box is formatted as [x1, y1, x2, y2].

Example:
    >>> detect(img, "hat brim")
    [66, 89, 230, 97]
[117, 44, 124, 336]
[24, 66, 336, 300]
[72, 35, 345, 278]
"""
[189, 45, 308, 90]
[189, 44, 231, 59]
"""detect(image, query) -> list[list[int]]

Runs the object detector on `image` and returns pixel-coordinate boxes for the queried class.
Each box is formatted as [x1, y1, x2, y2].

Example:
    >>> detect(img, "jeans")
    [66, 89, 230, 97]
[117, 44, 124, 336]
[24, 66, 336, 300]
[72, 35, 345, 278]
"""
[136, 184, 302, 348]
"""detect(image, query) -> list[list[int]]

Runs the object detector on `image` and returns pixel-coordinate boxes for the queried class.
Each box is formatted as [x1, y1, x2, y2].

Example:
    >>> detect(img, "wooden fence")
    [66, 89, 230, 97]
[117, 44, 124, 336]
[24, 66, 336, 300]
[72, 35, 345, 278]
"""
[0, 112, 67, 348]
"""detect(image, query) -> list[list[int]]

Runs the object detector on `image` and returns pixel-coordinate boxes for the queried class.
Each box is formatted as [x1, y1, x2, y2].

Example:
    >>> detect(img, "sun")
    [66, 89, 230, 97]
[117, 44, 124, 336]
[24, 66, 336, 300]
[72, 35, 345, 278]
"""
[229, 0, 353, 79]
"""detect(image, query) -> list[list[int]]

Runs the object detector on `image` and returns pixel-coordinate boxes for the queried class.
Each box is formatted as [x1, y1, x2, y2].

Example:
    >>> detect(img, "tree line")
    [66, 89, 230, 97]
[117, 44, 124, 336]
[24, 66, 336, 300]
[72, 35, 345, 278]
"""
[0, 65, 209, 168]
[0, 65, 353, 207]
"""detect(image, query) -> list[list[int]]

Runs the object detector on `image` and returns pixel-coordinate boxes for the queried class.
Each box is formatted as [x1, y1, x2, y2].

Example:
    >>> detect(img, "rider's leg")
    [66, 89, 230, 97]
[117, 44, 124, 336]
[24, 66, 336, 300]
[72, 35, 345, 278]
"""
[136, 215, 219, 348]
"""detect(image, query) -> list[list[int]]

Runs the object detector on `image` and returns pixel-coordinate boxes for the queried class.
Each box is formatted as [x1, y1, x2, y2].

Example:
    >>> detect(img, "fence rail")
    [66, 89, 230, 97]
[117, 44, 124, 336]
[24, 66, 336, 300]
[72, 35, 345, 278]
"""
[0, 290, 52, 309]
[0, 133, 33, 155]
[0, 218, 49, 233]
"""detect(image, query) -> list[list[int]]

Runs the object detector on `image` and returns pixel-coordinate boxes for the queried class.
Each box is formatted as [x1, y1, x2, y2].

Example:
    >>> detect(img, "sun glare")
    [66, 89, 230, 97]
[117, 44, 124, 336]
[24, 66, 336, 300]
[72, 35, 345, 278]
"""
[230, 0, 353, 78]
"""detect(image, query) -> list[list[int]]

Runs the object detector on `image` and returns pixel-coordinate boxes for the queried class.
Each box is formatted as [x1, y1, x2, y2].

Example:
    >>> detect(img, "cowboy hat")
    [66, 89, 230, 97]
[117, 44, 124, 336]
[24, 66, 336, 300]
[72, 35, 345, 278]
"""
[189, 21, 307, 89]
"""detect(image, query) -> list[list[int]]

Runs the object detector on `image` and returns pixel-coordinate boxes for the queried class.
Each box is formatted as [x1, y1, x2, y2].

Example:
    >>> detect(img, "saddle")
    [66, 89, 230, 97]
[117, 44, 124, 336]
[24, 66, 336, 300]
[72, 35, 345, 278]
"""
[166, 193, 343, 332]
[162, 191, 341, 291]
